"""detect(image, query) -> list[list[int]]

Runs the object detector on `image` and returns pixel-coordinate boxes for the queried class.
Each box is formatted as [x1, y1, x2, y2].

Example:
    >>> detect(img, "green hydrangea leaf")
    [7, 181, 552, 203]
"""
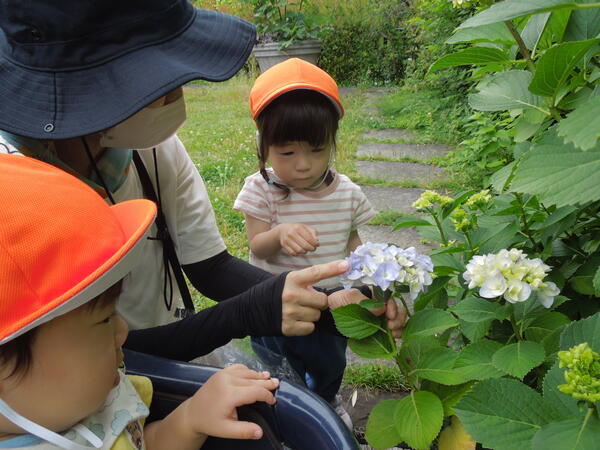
[446, 22, 515, 44]
[403, 309, 459, 340]
[394, 391, 444, 450]
[492, 341, 546, 379]
[412, 347, 470, 385]
[558, 95, 600, 151]
[532, 414, 600, 450]
[459, 0, 585, 29]
[450, 295, 509, 323]
[542, 362, 581, 417]
[511, 128, 600, 207]
[454, 378, 563, 450]
[422, 381, 476, 417]
[365, 399, 403, 449]
[429, 47, 511, 72]
[332, 304, 383, 339]
[524, 311, 571, 343]
[559, 311, 600, 352]
[468, 70, 545, 112]
[454, 340, 507, 380]
[530, 39, 600, 98]
[460, 318, 493, 343]
[348, 330, 395, 359]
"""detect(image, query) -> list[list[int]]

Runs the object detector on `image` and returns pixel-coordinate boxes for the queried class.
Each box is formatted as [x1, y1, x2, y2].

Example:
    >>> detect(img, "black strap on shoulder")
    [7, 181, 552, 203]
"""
[132, 150, 195, 317]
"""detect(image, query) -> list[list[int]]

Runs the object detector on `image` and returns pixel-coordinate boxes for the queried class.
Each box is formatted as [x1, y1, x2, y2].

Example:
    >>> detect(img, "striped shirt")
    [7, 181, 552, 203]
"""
[234, 169, 376, 288]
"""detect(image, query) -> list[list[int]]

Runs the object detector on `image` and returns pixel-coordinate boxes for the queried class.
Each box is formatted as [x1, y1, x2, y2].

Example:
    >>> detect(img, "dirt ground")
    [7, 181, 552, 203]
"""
[339, 386, 409, 448]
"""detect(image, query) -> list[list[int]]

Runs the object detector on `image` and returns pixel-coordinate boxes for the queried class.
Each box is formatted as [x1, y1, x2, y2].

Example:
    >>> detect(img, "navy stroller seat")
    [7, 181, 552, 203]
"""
[124, 350, 360, 450]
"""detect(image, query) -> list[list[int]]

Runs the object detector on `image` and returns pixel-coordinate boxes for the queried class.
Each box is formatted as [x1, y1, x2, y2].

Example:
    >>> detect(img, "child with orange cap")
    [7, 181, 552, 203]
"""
[0, 154, 279, 449]
[234, 58, 377, 427]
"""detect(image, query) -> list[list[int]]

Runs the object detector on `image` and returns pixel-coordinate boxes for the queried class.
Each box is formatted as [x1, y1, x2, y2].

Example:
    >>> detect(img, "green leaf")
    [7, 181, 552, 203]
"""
[455, 378, 563, 450]
[450, 295, 509, 323]
[558, 95, 600, 151]
[530, 39, 600, 98]
[454, 340, 507, 380]
[490, 160, 517, 192]
[559, 311, 600, 351]
[403, 309, 459, 340]
[459, 0, 587, 29]
[423, 381, 476, 417]
[532, 414, 600, 450]
[569, 256, 600, 296]
[359, 298, 385, 310]
[429, 47, 511, 72]
[542, 361, 580, 417]
[564, 0, 600, 41]
[511, 128, 600, 207]
[414, 276, 449, 312]
[398, 337, 441, 382]
[392, 217, 433, 229]
[394, 391, 444, 450]
[365, 399, 403, 449]
[492, 341, 546, 379]
[469, 70, 545, 112]
[460, 318, 493, 343]
[348, 330, 395, 359]
[446, 22, 515, 44]
[332, 304, 383, 339]
[524, 311, 571, 343]
[412, 347, 469, 385]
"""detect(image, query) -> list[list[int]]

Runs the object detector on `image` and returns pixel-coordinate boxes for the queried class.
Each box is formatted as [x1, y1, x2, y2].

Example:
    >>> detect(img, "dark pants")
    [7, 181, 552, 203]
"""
[252, 329, 347, 403]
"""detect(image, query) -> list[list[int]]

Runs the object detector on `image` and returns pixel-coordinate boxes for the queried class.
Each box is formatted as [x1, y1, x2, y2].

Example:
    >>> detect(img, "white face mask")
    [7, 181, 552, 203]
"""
[0, 399, 102, 450]
[100, 96, 186, 149]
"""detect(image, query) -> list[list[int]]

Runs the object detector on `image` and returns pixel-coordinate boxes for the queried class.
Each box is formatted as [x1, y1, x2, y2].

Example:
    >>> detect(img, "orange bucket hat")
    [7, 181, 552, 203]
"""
[0, 154, 156, 344]
[250, 58, 344, 120]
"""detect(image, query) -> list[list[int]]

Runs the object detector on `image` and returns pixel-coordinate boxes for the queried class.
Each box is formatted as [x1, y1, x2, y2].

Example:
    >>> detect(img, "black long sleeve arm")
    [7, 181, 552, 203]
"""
[182, 250, 272, 301]
[125, 272, 287, 361]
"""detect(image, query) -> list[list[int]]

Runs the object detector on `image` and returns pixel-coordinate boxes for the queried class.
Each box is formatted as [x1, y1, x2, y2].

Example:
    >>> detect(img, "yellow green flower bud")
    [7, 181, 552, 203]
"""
[558, 343, 600, 403]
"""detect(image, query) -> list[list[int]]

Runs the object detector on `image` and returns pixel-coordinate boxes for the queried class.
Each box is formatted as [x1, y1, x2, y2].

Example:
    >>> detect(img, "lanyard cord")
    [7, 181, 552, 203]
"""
[81, 137, 116, 205]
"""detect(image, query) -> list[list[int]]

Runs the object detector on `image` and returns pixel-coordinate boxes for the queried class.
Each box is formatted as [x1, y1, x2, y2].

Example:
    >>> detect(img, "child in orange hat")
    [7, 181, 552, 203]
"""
[0, 154, 278, 449]
[234, 58, 376, 428]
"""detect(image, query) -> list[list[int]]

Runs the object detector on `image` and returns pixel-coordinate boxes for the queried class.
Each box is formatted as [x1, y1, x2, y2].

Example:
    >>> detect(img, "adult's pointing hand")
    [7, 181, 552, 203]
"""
[280, 260, 349, 336]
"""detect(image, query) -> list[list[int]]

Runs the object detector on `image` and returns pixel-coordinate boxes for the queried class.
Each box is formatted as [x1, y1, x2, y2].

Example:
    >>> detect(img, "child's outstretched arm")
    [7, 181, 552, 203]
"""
[143, 364, 279, 450]
[245, 214, 319, 258]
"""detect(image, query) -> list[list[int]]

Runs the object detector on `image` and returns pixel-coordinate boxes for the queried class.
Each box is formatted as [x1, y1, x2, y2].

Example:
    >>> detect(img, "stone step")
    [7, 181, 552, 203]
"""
[357, 142, 449, 161]
[361, 128, 420, 142]
[359, 186, 423, 213]
[358, 225, 432, 254]
[356, 160, 444, 185]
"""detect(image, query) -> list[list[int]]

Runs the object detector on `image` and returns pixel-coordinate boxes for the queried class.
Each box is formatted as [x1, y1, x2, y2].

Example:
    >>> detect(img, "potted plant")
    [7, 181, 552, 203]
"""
[248, 0, 323, 72]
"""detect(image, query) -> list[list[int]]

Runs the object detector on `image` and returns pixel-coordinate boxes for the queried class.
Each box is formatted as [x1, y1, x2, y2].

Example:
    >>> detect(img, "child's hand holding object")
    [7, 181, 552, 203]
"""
[276, 222, 319, 256]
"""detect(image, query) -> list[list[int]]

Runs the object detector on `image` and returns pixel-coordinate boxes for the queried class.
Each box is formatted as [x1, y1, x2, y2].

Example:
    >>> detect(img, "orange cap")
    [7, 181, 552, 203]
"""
[250, 58, 344, 120]
[0, 154, 156, 344]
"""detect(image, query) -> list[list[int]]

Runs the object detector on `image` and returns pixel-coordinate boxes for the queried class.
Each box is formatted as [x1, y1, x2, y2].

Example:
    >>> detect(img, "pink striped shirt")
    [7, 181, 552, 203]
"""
[234, 169, 376, 288]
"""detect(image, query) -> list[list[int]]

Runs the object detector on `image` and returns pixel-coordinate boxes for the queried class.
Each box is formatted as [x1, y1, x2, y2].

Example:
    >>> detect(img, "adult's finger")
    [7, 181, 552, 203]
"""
[289, 260, 349, 287]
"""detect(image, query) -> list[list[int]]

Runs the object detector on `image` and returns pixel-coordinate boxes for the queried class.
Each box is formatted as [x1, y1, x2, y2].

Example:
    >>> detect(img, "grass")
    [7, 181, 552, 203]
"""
[343, 363, 409, 392]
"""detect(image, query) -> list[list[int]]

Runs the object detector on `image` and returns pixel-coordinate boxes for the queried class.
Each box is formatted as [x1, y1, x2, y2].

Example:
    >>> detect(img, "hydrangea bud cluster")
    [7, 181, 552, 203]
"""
[340, 242, 434, 299]
[412, 190, 453, 210]
[450, 208, 471, 232]
[465, 190, 492, 210]
[558, 343, 600, 403]
[463, 248, 560, 307]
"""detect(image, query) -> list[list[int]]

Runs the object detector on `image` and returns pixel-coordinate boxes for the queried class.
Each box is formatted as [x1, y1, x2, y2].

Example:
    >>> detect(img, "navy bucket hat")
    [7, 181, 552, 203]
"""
[0, 0, 256, 139]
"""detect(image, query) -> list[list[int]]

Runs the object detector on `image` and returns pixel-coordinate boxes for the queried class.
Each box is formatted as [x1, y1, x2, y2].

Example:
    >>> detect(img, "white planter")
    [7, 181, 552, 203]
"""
[252, 40, 322, 72]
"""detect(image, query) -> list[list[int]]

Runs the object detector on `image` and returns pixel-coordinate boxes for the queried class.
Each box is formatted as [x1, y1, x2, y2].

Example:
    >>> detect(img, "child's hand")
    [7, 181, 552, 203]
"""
[277, 222, 319, 255]
[186, 364, 279, 440]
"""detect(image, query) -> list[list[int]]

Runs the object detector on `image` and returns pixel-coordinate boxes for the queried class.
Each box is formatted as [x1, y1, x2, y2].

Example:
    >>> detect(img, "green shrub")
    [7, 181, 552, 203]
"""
[317, 0, 411, 85]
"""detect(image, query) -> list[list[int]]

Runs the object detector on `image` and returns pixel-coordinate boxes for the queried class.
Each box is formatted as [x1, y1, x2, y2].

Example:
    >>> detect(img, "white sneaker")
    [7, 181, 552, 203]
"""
[330, 394, 353, 430]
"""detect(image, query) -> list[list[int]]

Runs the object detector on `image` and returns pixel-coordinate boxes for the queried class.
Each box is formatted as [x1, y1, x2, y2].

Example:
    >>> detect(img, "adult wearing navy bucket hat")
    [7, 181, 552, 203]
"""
[0, 0, 386, 362]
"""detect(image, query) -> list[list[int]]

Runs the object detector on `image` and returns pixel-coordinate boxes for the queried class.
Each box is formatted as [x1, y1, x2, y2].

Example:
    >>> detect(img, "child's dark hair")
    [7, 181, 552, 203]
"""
[0, 280, 122, 381]
[256, 90, 339, 194]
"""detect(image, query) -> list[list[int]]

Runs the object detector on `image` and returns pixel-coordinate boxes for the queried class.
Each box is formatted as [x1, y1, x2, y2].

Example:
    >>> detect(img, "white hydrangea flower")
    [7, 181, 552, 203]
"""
[463, 249, 560, 307]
